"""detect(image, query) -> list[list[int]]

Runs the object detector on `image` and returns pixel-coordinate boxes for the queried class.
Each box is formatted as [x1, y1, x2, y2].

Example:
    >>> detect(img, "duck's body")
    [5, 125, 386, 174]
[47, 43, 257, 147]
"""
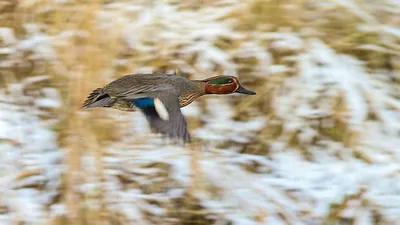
[82, 73, 255, 143]
[83, 74, 205, 111]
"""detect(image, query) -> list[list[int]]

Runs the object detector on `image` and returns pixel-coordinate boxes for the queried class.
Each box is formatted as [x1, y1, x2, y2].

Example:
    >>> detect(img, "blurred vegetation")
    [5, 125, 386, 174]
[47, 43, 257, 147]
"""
[0, 0, 399, 224]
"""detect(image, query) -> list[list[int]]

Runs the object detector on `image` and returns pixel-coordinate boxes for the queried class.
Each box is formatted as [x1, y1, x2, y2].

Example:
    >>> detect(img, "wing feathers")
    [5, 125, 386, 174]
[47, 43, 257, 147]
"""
[138, 91, 190, 142]
[82, 74, 191, 143]
[82, 88, 116, 108]
[154, 98, 169, 121]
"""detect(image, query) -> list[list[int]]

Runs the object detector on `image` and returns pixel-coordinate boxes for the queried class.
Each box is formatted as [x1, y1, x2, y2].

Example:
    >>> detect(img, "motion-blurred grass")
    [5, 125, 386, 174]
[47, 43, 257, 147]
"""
[1, 0, 399, 224]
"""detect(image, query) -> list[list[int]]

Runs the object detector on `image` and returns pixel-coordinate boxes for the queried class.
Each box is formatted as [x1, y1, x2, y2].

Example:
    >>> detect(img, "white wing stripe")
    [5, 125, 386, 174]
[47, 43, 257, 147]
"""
[154, 98, 169, 121]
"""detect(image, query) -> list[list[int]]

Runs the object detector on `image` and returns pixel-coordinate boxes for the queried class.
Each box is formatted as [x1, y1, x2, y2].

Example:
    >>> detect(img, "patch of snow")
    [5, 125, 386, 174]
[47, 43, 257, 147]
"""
[0, 75, 63, 224]
[0, 27, 17, 45]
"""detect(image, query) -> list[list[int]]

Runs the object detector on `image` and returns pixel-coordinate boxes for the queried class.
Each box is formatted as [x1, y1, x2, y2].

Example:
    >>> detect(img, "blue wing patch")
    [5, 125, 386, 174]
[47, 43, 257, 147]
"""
[133, 98, 169, 121]
[133, 98, 154, 108]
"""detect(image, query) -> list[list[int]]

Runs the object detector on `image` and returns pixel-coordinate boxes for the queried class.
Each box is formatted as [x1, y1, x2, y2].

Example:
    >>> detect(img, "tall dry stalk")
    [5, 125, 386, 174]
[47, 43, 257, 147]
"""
[2, 0, 399, 224]
[49, 1, 123, 224]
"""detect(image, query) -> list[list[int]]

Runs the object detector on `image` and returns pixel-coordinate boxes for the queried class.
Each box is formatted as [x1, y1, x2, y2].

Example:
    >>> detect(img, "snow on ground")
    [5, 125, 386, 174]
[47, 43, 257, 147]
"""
[0, 76, 64, 225]
[0, 0, 399, 224]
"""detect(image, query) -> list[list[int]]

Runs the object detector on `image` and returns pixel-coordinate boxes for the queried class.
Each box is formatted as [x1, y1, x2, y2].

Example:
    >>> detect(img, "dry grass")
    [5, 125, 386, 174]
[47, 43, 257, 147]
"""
[1, 0, 399, 224]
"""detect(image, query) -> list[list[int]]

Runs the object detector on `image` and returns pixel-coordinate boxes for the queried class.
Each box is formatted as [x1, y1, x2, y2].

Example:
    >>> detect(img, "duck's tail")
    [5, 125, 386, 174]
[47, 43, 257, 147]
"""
[82, 88, 115, 109]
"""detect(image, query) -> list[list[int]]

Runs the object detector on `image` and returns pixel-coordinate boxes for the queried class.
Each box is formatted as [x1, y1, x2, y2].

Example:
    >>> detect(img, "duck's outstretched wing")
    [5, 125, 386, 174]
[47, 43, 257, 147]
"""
[123, 88, 191, 143]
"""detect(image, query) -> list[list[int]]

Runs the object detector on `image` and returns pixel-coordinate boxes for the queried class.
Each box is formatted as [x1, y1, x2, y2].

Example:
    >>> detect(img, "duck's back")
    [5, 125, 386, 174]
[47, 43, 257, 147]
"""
[104, 73, 173, 96]
[82, 73, 198, 110]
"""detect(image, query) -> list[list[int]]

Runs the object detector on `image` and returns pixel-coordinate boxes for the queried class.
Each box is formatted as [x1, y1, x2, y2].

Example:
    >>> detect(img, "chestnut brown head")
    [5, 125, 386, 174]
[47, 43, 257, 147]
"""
[201, 75, 256, 95]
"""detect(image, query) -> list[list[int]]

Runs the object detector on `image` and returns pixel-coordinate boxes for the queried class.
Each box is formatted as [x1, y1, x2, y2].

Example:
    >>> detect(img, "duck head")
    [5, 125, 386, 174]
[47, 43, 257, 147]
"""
[200, 75, 256, 95]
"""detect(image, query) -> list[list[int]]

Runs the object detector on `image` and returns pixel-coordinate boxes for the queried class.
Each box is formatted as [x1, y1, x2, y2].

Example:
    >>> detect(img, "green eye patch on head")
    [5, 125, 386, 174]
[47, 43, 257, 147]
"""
[208, 76, 233, 84]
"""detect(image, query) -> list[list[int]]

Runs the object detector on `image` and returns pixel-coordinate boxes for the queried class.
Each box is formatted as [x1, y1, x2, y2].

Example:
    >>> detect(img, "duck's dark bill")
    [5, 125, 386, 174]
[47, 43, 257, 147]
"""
[235, 86, 256, 95]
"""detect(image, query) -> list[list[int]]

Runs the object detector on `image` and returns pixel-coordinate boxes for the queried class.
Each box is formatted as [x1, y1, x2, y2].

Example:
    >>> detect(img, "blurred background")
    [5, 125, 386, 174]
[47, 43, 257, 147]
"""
[0, 0, 399, 224]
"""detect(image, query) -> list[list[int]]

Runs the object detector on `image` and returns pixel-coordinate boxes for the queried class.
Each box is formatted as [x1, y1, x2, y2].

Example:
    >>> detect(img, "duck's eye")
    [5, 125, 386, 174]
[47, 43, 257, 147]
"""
[227, 79, 233, 83]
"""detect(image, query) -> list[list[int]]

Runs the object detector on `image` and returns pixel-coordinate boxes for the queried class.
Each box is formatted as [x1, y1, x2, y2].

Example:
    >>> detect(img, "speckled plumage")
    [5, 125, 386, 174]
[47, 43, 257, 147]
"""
[83, 74, 204, 111]
[82, 73, 255, 143]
